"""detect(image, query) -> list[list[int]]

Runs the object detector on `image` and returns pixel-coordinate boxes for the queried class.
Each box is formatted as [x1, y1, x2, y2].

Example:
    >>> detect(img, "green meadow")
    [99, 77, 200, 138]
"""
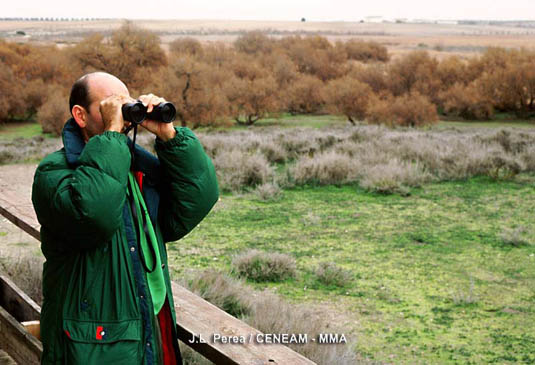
[169, 176, 535, 364]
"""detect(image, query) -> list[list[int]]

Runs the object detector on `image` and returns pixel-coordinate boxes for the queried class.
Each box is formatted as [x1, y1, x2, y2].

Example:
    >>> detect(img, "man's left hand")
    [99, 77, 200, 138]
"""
[138, 94, 176, 142]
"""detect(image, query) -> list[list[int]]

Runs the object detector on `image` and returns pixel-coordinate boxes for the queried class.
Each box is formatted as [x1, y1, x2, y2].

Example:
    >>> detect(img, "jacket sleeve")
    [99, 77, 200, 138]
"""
[154, 127, 219, 243]
[32, 131, 131, 251]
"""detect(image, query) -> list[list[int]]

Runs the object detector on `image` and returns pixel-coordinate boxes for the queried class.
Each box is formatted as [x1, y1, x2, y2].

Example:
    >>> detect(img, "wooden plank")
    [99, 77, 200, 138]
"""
[21, 321, 41, 341]
[0, 275, 41, 323]
[0, 306, 42, 365]
[172, 282, 316, 365]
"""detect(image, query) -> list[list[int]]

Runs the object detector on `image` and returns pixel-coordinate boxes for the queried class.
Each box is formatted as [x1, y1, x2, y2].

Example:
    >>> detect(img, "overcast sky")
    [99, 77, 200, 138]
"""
[5, 0, 535, 21]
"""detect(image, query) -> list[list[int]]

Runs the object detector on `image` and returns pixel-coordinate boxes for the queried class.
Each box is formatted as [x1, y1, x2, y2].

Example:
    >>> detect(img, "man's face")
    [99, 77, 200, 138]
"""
[83, 74, 130, 139]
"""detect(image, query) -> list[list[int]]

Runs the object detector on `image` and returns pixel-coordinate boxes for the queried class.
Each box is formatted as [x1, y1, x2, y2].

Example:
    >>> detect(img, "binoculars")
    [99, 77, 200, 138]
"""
[122, 101, 176, 125]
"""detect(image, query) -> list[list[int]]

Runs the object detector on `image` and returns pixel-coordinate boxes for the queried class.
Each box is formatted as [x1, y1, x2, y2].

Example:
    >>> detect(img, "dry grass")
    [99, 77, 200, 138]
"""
[3, 124, 534, 195]
[174, 267, 360, 364]
[196, 125, 535, 194]
[247, 290, 360, 365]
[180, 268, 253, 318]
[0, 136, 61, 164]
[0, 250, 44, 305]
[254, 181, 282, 201]
[314, 262, 354, 287]
[499, 226, 532, 247]
[231, 249, 297, 282]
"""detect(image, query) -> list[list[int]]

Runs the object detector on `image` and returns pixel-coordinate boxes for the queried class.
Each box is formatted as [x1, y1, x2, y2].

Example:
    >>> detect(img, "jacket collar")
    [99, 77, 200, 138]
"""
[62, 118, 161, 185]
[62, 118, 86, 167]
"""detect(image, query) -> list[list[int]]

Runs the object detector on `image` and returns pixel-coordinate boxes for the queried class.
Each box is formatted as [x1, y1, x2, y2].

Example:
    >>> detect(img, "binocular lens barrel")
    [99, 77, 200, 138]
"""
[122, 101, 176, 124]
[147, 102, 176, 123]
[122, 102, 146, 124]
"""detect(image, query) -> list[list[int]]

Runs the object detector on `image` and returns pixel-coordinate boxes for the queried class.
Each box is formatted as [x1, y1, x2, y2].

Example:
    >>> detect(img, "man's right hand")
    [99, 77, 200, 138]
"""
[99, 94, 134, 133]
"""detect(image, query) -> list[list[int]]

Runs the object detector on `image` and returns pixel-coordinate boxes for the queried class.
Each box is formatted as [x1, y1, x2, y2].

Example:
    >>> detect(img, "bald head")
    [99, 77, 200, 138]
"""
[69, 72, 130, 142]
[69, 72, 129, 116]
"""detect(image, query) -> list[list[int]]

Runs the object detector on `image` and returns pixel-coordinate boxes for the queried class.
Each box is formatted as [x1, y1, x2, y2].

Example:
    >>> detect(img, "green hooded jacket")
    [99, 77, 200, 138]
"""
[31, 119, 219, 364]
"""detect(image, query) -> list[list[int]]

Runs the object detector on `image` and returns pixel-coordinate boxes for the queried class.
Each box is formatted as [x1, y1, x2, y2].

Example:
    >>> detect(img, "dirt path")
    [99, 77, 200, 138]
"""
[0, 164, 40, 260]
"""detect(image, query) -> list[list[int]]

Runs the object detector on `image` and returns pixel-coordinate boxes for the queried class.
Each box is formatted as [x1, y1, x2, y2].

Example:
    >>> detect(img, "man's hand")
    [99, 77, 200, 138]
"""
[138, 93, 176, 142]
[99, 94, 134, 133]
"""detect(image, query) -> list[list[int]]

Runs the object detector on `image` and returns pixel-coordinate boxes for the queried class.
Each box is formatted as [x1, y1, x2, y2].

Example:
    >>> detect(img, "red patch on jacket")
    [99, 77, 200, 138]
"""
[64, 330, 71, 338]
[96, 326, 105, 340]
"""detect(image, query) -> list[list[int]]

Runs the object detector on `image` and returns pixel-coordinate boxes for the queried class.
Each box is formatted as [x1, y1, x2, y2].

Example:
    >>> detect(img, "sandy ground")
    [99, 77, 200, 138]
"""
[2, 19, 535, 59]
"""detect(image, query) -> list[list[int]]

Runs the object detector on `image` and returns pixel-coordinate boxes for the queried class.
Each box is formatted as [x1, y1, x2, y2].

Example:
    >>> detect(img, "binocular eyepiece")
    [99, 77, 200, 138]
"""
[122, 101, 176, 125]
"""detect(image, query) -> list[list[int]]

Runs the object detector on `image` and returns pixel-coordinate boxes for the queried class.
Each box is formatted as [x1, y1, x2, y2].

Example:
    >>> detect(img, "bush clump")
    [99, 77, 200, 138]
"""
[36, 88, 70, 135]
[231, 249, 297, 282]
[183, 268, 252, 318]
[314, 262, 354, 287]
[254, 182, 282, 201]
[213, 150, 273, 191]
[367, 92, 439, 127]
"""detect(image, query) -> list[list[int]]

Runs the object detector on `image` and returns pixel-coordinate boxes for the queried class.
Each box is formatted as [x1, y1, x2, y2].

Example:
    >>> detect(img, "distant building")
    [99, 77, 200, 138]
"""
[364, 16, 383, 23]
[436, 20, 459, 25]
[413, 19, 432, 24]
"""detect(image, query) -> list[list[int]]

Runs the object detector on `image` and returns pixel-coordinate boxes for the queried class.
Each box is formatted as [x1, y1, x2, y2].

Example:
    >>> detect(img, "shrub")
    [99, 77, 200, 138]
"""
[150, 57, 230, 128]
[0, 252, 44, 305]
[213, 149, 273, 191]
[451, 277, 479, 305]
[440, 81, 494, 120]
[178, 268, 359, 364]
[0, 135, 62, 164]
[324, 76, 373, 124]
[183, 269, 252, 318]
[359, 159, 433, 195]
[0, 63, 26, 122]
[314, 262, 353, 287]
[36, 87, 70, 136]
[224, 74, 279, 125]
[291, 151, 361, 185]
[169, 37, 204, 57]
[247, 291, 358, 364]
[231, 249, 297, 282]
[254, 182, 282, 201]
[486, 155, 522, 180]
[285, 74, 325, 114]
[341, 39, 389, 62]
[234, 31, 274, 55]
[436, 56, 469, 89]
[352, 63, 389, 94]
[521, 145, 535, 171]
[366, 92, 438, 127]
[499, 226, 531, 247]
[388, 50, 440, 100]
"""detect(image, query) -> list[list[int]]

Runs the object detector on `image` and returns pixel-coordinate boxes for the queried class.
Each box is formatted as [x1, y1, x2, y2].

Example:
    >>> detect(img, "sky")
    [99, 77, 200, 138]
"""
[4, 0, 535, 21]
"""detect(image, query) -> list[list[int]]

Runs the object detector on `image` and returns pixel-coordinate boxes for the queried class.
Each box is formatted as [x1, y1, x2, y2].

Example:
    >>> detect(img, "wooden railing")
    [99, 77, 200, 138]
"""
[0, 169, 315, 364]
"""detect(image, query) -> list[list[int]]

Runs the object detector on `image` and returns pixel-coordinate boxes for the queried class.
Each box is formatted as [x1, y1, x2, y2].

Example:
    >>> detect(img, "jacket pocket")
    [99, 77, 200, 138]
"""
[63, 318, 142, 365]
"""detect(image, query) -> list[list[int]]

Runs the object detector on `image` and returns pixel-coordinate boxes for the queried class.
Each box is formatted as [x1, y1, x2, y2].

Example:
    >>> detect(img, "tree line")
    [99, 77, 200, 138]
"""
[1, 22, 534, 135]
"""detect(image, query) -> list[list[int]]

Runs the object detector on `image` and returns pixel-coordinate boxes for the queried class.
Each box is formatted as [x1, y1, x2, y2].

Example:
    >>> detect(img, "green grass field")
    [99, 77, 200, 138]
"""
[168, 176, 535, 364]
[0, 122, 44, 139]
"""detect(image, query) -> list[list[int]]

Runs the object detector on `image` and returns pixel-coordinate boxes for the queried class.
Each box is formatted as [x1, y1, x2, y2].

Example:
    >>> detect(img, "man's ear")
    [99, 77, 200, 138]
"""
[72, 105, 87, 128]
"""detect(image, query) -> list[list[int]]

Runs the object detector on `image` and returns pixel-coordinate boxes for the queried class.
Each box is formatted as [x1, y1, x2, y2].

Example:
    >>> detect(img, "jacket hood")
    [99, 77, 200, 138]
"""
[62, 118, 162, 185]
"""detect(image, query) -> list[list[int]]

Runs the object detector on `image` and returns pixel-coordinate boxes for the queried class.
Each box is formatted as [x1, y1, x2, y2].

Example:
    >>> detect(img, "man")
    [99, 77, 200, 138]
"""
[31, 72, 219, 364]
